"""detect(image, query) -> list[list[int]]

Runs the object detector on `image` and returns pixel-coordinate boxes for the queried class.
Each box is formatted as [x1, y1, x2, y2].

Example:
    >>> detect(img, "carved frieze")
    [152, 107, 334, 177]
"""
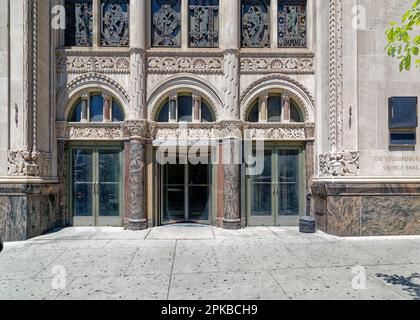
[147, 54, 224, 74]
[241, 55, 314, 74]
[319, 151, 360, 177]
[122, 120, 149, 139]
[243, 123, 309, 140]
[57, 54, 130, 74]
[8, 150, 52, 177]
[56, 123, 124, 140]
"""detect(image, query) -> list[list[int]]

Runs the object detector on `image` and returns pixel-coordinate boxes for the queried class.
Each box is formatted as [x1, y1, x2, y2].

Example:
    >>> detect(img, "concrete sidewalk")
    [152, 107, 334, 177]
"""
[0, 225, 419, 300]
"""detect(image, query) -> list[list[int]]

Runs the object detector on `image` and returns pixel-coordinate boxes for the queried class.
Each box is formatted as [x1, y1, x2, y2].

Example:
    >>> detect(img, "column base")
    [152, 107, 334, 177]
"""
[127, 219, 148, 231]
[222, 219, 242, 230]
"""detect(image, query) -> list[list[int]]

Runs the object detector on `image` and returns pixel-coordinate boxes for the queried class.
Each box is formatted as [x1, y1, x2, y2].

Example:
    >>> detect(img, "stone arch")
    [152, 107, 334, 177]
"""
[57, 72, 129, 121]
[148, 74, 223, 121]
[240, 74, 315, 123]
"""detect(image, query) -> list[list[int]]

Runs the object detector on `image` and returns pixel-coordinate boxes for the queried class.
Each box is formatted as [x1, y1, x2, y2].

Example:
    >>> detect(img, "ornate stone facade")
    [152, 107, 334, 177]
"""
[319, 151, 360, 177]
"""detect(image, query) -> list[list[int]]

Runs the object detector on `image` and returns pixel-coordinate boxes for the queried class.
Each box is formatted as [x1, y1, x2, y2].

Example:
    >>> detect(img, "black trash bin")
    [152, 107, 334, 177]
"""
[299, 193, 316, 234]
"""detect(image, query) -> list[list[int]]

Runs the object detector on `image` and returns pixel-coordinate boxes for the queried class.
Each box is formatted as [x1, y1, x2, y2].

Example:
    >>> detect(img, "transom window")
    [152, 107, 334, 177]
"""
[156, 93, 216, 123]
[246, 93, 304, 123]
[65, 0, 129, 47]
[69, 92, 125, 123]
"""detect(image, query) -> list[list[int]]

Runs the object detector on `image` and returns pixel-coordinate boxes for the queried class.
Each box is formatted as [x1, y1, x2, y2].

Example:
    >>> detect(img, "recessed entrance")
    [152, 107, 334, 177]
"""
[69, 146, 124, 227]
[159, 161, 212, 224]
[247, 146, 304, 226]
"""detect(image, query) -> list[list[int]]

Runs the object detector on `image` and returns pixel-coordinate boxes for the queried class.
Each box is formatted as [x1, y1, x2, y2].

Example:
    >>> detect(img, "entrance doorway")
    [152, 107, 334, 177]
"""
[247, 146, 304, 226]
[69, 146, 124, 227]
[160, 162, 212, 224]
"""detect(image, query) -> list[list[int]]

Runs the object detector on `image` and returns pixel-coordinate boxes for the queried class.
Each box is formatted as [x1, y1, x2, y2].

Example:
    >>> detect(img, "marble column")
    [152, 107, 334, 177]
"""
[126, 0, 148, 231]
[282, 93, 291, 123]
[221, 0, 241, 229]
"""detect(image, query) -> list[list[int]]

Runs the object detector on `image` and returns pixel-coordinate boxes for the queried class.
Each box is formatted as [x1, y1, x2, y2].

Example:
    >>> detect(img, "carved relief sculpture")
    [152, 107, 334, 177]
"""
[319, 151, 360, 177]
[101, 0, 129, 46]
[278, 0, 307, 48]
[152, 0, 182, 47]
[241, 0, 270, 48]
[189, 0, 219, 48]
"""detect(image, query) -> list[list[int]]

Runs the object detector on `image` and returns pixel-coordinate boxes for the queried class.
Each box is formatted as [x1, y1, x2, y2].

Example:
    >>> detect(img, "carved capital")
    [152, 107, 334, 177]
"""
[319, 151, 360, 177]
[122, 120, 149, 140]
[218, 121, 243, 139]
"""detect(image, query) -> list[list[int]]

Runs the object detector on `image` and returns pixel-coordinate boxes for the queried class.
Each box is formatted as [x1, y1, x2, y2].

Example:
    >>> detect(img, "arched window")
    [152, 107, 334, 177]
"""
[246, 93, 304, 123]
[156, 93, 216, 123]
[69, 92, 125, 123]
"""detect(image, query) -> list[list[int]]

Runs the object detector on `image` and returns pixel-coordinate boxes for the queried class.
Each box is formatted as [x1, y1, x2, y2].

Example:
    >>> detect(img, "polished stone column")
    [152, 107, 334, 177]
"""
[80, 93, 89, 122]
[282, 93, 291, 123]
[259, 92, 268, 122]
[103, 93, 111, 122]
[221, 0, 241, 229]
[126, 0, 148, 230]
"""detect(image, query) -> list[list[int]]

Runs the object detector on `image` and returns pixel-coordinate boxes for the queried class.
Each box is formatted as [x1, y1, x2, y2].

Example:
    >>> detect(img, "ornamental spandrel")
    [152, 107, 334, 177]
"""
[152, 0, 182, 47]
[101, 0, 129, 46]
[65, 0, 93, 46]
[241, 0, 270, 48]
[278, 0, 307, 48]
[189, 0, 219, 48]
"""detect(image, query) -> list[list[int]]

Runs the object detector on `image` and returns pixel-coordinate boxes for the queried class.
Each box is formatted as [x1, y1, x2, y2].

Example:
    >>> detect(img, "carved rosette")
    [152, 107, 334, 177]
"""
[8, 150, 52, 177]
[122, 120, 149, 140]
[319, 151, 360, 177]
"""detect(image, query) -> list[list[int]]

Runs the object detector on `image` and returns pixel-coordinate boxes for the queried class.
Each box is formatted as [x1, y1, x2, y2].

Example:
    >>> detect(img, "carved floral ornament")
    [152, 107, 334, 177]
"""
[319, 151, 360, 177]
[8, 150, 52, 177]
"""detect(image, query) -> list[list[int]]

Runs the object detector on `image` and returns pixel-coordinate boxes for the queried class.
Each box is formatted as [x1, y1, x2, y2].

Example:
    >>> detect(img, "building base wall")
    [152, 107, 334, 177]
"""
[0, 184, 64, 241]
[312, 182, 420, 237]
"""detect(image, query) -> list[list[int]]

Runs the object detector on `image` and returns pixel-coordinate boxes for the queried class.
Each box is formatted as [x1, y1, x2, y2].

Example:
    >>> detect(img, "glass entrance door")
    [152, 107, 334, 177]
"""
[161, 162, 212, 224]
[248, 147, 304, 226]
[71, 147, 123, 227]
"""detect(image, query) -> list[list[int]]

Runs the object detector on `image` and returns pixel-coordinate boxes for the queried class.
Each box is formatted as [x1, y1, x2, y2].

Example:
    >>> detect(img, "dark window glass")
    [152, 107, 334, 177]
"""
[152, 0, 182, 47]
[101, 0, 129, 46]
[112, 100, 124, 121]
[247, 101, 259, 123]
[157, 101, 170, 122]
[390, 133, 416, 146]
[241, 0, 270, 48]
[189, 0, 219, 48]
[90, 95, 104, 122]
[65, 0, 93, 46]
[201, 100, 215, 122]
[389, 97, 418, 129]
[70, 100, 82, 122]
[268, 95, 282, 122]
[290, 99, 304, 122]
[278, 0, 307, 48]
[178, 95, 193, 122]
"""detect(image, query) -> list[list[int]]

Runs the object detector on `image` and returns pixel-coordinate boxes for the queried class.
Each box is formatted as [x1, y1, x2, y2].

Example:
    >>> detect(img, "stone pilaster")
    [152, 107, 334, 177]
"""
[123, 120, 148, 230]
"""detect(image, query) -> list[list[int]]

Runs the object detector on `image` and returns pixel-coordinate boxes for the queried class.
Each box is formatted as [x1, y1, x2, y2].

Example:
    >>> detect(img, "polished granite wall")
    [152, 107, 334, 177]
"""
[0, 184, 62, 241]
[313, 183, 420, 237]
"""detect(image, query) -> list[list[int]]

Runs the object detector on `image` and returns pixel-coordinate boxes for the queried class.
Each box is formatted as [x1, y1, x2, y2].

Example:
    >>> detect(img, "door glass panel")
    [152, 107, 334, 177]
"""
[163, 164, 185, 221]
[250, 150, 272, 216]
[278, 150, 300, 216]
[188, 163, 210, 221]
[72, 149, 93, 217]
[98, 149, 120, 217]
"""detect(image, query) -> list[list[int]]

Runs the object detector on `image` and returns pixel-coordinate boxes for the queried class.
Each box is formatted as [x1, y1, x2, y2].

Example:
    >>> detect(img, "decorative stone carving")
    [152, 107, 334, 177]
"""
[329, 0, 343, 150]
[241, 55, 314, 74]
[101, 0, 129, 46]
[122, 120, 149, 139]
[154, 124, 218, 141]
[243, 124, 308, 140]
[278, 0, 307, 48]
[241, 0, 270, 48]
[223, 50, 240, 118]
[56, 123, 124, 140]
[219, 121, 243, 139]
[147, 54, 224, 74]
[130, 49, 146, 119]
[319, 151, 360, 177]
[189, 0, 219, 48]
[152, 0, 181, 47]
[57, 54, 130, 74]
[304, 123, 315, 139]
[8, 150, 52, 177]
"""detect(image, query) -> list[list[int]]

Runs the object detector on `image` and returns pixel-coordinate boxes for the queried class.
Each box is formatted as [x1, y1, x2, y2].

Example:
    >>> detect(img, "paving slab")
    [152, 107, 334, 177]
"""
[146, 224, 214, 240]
